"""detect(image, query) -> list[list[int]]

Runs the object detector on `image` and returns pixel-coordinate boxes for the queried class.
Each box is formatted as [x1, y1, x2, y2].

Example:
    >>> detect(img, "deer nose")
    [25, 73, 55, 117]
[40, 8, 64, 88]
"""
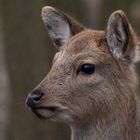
[26, 90, 43, 109]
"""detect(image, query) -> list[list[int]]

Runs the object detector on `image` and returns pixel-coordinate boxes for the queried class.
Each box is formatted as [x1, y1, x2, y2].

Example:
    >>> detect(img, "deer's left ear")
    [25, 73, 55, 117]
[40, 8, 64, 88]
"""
[41, 6, 85, 48]
[106, 10, 138, 65]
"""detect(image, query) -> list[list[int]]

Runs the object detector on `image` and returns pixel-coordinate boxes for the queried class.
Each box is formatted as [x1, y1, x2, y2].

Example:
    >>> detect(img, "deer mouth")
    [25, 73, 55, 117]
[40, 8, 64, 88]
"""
[32, 106, 58, 119]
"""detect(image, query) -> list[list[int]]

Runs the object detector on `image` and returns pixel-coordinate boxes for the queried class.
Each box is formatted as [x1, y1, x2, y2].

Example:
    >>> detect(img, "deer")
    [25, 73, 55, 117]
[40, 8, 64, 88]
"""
[26, 6, 140, 140]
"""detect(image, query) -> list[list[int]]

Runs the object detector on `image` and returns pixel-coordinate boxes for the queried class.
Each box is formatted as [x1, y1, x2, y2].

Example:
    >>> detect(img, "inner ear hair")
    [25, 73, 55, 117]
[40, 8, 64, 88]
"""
[41, 6, 85, 48]
[106, 10, 138, 65]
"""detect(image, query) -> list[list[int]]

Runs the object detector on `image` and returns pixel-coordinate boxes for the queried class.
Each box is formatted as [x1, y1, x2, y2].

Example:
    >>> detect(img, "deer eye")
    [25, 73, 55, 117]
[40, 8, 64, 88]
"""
[79, 64, 95, 74]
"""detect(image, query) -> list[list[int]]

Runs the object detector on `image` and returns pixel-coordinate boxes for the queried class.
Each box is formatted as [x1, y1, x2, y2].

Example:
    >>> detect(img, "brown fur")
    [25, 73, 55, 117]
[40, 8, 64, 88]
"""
[26, 6, 140, 140]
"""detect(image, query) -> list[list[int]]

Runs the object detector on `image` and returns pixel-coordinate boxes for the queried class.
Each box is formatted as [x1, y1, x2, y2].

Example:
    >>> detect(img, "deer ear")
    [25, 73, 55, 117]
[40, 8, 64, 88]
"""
[41, 6, 85, 48]
[106, 10, 138, 65]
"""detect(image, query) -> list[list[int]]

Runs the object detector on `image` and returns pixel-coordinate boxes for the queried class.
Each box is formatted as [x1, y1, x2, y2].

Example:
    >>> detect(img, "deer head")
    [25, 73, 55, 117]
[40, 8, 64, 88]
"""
[26, 6, 139, 140]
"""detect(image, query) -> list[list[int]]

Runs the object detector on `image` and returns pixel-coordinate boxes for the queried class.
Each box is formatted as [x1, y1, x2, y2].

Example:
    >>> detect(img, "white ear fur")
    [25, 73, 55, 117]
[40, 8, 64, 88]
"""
[106, 10, 138, 65]
[41, 6, 85, 48]
[42, 6, 71, 47]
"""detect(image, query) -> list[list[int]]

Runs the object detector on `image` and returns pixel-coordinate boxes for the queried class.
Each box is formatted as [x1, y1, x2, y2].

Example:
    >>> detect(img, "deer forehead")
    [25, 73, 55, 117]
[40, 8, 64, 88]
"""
[54, 30, 111, 64]
[66, 30, 107, 52]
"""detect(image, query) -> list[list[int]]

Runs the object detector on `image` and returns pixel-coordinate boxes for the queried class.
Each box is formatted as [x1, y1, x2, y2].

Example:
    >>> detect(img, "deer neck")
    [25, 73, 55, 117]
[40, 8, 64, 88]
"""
[71, 125, 96, 140]
[71, 118, 137, 140]
[71, 124, 118, 140]
[70, 100, 138, 140]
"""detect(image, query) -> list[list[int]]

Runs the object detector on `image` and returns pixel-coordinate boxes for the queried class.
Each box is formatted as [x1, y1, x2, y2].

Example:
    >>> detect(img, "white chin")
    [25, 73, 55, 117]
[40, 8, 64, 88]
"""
[52, 112, 73, 123]
[37, 109, 55, 119]
[35, 108, 73, 123]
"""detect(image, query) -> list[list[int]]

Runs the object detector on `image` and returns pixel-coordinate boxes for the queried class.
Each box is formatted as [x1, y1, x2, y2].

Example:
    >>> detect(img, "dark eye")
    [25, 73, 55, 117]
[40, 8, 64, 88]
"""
[79, 64, 95, 74]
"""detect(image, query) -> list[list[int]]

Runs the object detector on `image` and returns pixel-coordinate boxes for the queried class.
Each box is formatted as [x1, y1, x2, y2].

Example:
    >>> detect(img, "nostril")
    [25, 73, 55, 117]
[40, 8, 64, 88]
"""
[26, 90, 44, 108]
[33, 93, 43, 103]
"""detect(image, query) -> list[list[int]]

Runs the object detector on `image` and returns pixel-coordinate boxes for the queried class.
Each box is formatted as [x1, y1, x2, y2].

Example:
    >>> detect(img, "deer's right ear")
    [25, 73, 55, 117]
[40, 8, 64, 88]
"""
[41, 6, 85, 48]
[106, 10, 138, 65]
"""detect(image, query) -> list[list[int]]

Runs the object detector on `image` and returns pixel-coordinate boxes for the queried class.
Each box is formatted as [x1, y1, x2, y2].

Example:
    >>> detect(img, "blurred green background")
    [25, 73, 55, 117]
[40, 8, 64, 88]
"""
[0, 0, 140, 140]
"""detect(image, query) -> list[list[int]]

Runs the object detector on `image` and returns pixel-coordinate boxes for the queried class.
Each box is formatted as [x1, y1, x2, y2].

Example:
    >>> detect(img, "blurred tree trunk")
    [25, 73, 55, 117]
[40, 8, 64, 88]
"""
[1, 0, 84, 140]
[130, 0, 140, 34]
[82, 0, 102, 29]
[0, 17, 10, 140]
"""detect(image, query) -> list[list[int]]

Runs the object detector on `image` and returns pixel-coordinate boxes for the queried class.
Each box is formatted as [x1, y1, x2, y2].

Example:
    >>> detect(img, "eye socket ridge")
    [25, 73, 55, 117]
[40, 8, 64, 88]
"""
[78, 63, 95, 75]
